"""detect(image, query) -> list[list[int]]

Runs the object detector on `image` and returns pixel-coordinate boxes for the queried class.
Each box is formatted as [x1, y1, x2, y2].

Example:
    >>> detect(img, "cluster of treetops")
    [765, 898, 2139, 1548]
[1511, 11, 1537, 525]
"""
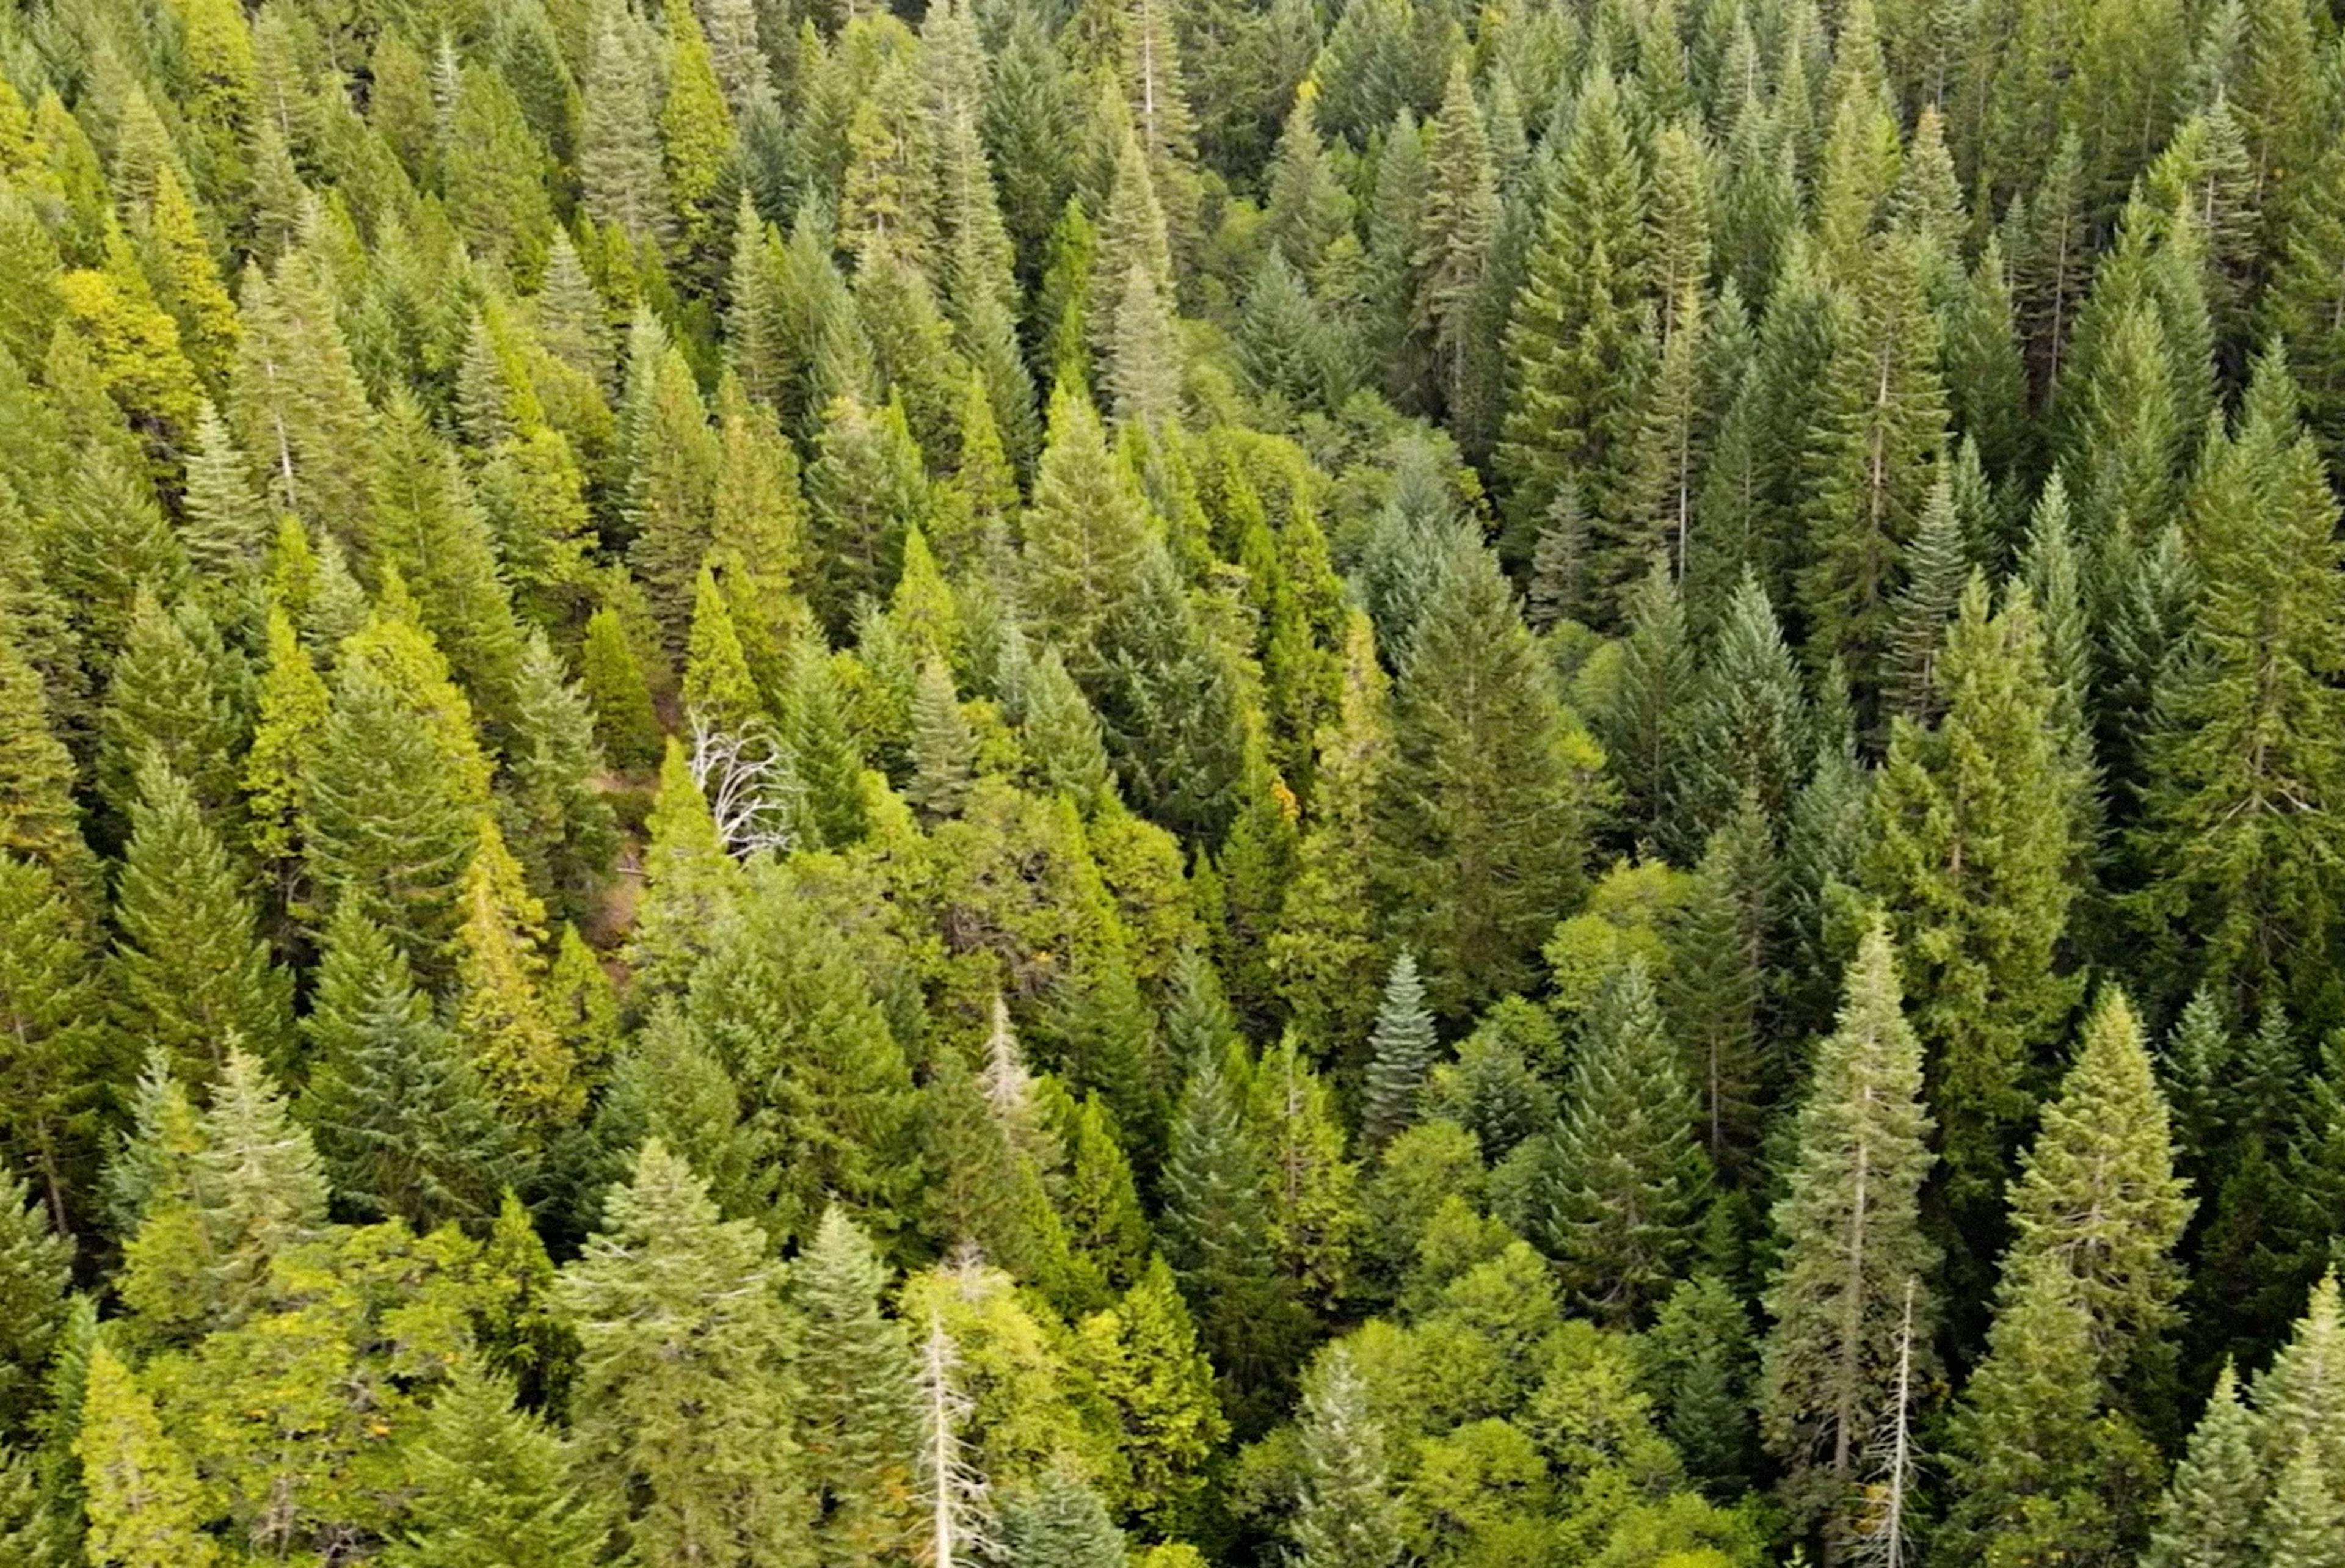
[1, 0, 2344, 1555]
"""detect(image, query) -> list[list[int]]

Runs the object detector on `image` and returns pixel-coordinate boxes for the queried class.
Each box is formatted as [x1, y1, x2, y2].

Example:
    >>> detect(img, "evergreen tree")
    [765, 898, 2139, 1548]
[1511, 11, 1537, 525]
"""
[298, 900, 529, 1232]
[1362, 951, 1434, 1149]
[1591, 557, 1696, 849]
[110, 753, 294, 1081]
[1375, 545, 1590, 1015]
[73, 1343, 216, 1568]
[1860, 578, 2080, 1261]
[1288, 1346, 1401, 1568]
[2002, 987, 2192, 1425]
[2134, 349, 2345, 1018]
[391, 1362, 607, 1568]
[580, 18, 671, 244]
[0, 855, 105, 1234]
[1412, 62, 1499, 424]
[791, 1204, 921, 1568]
[579, 603, 662, 773]
[558, 1141, 808, 1567]
[1759, 921, 1938, 1548]
[1497, 69, 1654, 589]
[2140, 1362, 2263, 1568]
[1160, 1044, 1303, 1434]
[1021, 388, 1153, 662]
[908, 659, 976, 822]
[1543, 959, 1711, 1324]
[998, 1470, 1124, 1568]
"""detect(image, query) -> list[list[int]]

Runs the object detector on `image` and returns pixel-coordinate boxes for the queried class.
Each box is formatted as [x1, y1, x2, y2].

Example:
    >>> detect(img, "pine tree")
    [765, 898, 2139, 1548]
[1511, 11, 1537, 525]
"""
[73, 1343, 216, 1568]
[0, 611, 94, 904]
[0, 1171, 69, 1442]
[1861, 578, 2080, 1260]
[791, 1204, 922, 1568]
[500, 630, 620, 925]
[1375, 545, 1589, 1015]
[1361, 953, 1435, 1150]
[579, 603, 662, 773]
[96, 587, 244, 827]
[805, 394, 929, 639]
[1074, 1254, 1226, 1536]
[1879, 471, 1968, 724]
[1644, 1272, 1761, 1496]
[1020, 646, 1117, 811]
[1759, 921, 1939, 1547]
[301, 646, 483, 977]
[1496, 69, 1654, 586]
[1797, 231, 1948, 708]
[298, 900, 529, 1232]
[391, 1362, 607, 1568]
[1091, 548, 1245, 841]
[908, 659, 976, 822]
[0, 855, 105, 1235]
[1668, 793, 1782, 1178]
[110, 753, 294, 1081]
[1544, 959, 1711, 1324]
[1289, 1345, 1401, 1568]
[229, 252, 378, 544]
[558, 1141, 808, 1567]
[580, 18, 671, 244]
[1021, 387, 1154, 662]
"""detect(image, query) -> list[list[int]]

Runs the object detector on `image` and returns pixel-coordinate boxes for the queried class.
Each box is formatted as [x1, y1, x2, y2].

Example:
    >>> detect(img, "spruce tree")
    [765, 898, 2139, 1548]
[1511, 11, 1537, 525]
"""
[0, 1172, 69, 1442]
[558, 1141, 808, 1567]
[1590, 557, 1696, 850]
[1021, 387, 1154, 662]
[1497, 68, 1654, 587]
[998, 1470, 1125, 1568]
[1412, 62, 1499, 424]
[2134, 349, 2345, 1018]
[1759, 921, 1939, 1547]
[1543, 959, 1712, 1324]
[2140, 1362, 2263, 1568]
[907, 659, 976, 822]
[0, 855, 105, 1235]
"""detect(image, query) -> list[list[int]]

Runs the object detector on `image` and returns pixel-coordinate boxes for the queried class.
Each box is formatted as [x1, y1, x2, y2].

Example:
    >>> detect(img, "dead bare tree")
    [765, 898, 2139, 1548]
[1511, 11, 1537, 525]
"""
[686, 715, 800, 859]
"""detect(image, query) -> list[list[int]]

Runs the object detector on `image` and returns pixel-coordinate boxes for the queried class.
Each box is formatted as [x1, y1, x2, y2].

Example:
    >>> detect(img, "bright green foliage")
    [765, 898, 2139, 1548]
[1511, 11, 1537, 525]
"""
[0, 613, 93, 901]
[580, 602, 662, 772]
[2141, 1362, 2262, 1568]
[1071, 1255, 1226, 1536]
[558, 1140, 808, 1567]
[2001, 988, 2192, 1423]
[1938, 1256, 2162, 1567]
[1542, 960, 1711, 1324]
[1246, 1034, 1359, 1313]
[390, 1362, 608, 1568]
[111, 754, 294, 1080]
[791, 1204, 921, 1567]
[1759, 922, 1938, 1545]
[1021, 387, 1154, 661]
[73, 1343, 217, 1568]
[625, 738, 746, 1000]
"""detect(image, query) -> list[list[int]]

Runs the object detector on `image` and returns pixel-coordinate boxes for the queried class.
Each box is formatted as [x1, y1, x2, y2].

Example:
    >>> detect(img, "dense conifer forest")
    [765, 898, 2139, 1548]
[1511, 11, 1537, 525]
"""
[1, 0, 2344, 1555]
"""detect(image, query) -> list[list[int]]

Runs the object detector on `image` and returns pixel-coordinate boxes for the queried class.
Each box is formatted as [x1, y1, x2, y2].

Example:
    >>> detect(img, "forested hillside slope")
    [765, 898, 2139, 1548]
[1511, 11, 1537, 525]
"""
[0, 0, 2343, 1558]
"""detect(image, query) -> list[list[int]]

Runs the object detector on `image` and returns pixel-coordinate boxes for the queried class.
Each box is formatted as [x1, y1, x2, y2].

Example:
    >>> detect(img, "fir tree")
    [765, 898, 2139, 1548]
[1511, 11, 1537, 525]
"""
[1375, 544, 1590, 1015]
[1860, 578, 2080, 1266]
[0, 855, 105, 1234]
[2134, 349, 2345, 1018]
[1543, 959, 1712, 1324]
[1412, 62, 1499, 424]
[298, 900, 529, 1232]
[2140, 1362, 2262, 1568]
[579, 604, 662, 774]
